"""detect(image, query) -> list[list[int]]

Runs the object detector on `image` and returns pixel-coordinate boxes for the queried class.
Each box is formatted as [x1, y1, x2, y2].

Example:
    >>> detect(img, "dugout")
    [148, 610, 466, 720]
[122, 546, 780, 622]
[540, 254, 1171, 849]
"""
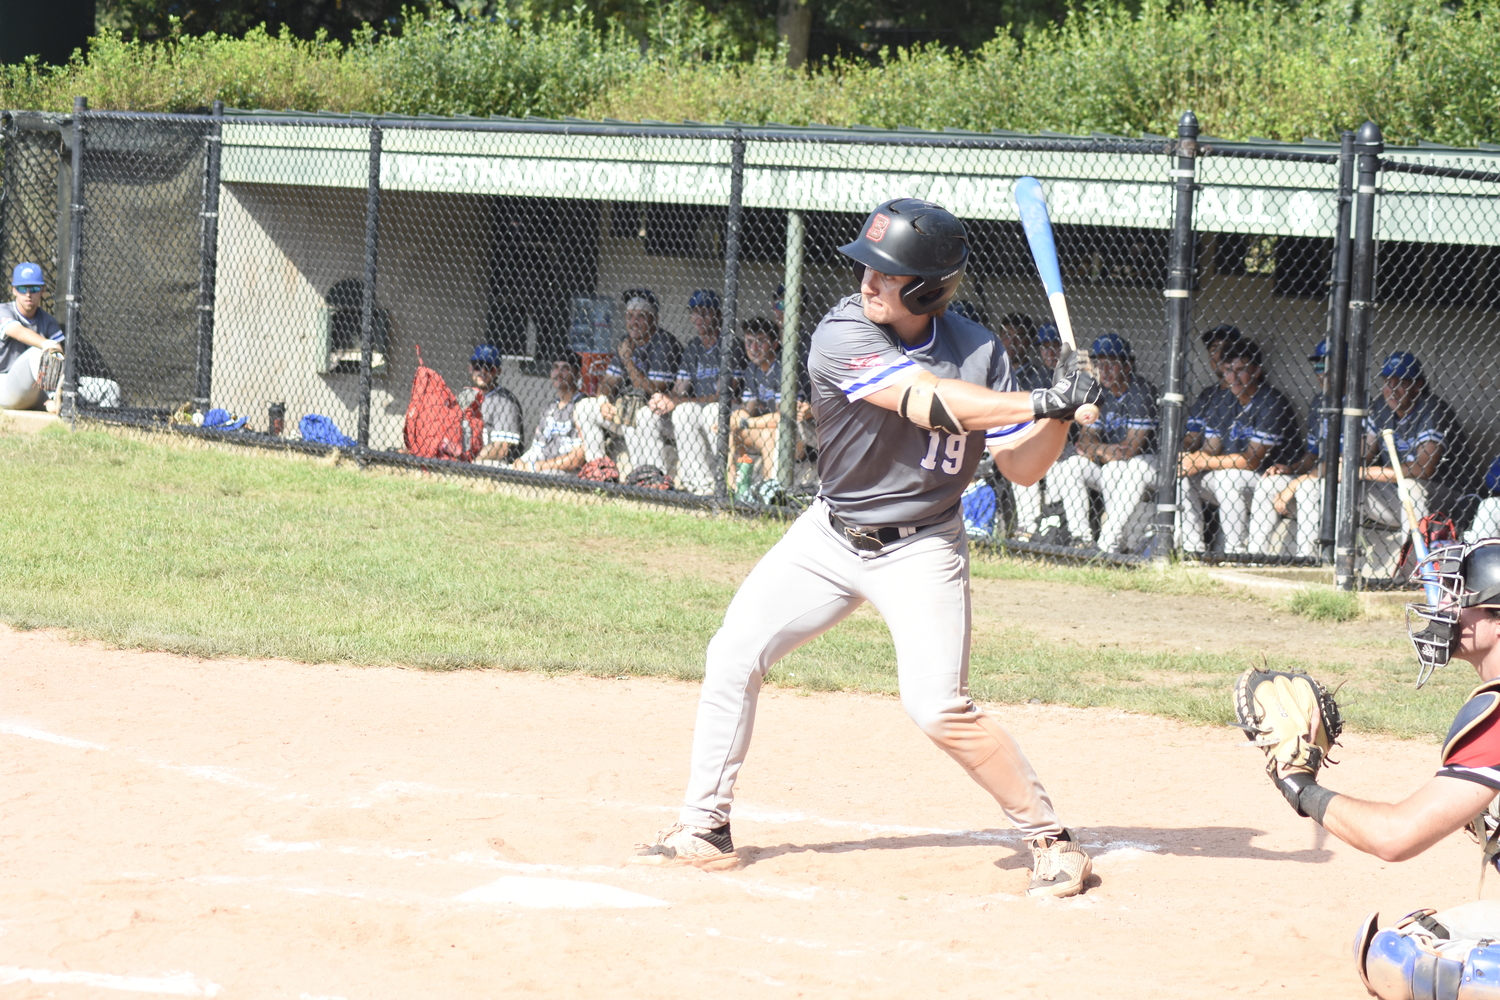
[196, 116, 1500, 469]
[6, 107, 1500, 568]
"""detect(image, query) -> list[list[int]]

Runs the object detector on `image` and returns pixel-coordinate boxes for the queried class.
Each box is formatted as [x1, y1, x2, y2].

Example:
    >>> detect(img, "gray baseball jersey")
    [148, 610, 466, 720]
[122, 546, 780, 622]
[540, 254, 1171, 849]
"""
[808, 294, 1025, 529]
[0, 302, 62, 375]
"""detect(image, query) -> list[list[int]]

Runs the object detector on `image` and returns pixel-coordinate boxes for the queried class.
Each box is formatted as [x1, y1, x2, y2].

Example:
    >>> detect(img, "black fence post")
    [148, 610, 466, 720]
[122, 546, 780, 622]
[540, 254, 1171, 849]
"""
[1335, 121, 1383, 591]
[358, 124, 381, 450]
[715, 130, 745, 504]
[1152, 110, 1198, 562]
[193, 99, 224, 412]
[60, 95, 86, 426]
[1318, 130, 1356, 565]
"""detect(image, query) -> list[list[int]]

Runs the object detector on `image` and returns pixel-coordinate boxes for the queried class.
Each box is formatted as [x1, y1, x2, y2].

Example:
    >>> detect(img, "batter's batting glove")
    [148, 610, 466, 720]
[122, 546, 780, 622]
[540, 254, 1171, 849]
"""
[1052, 342, 1083, 383]
[1032, 370, 1105, 421]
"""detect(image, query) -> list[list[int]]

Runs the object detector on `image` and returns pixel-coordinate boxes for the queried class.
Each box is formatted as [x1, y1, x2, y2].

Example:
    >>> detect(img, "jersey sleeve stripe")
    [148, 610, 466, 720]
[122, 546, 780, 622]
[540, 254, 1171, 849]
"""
[986, 420, 1033, 441]
[840, 358, 916, 400]
[1437, 764, 1500, 791]
[492, 431, 522, 444]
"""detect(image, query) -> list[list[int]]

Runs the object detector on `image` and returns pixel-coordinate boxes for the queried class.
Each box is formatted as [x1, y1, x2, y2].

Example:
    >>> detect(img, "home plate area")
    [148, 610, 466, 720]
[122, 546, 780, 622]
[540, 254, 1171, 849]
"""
[0, 626, 1476, 998]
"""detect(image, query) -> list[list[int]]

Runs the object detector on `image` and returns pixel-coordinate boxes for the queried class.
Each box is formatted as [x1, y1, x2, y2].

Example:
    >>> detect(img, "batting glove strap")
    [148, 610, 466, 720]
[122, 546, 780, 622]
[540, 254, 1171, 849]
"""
[1031, 372, 1105, 421]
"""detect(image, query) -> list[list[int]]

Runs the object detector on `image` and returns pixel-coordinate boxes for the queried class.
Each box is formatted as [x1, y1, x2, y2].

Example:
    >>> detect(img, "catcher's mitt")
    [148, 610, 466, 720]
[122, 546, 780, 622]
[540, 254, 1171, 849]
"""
[1233, 667, 1343, 775]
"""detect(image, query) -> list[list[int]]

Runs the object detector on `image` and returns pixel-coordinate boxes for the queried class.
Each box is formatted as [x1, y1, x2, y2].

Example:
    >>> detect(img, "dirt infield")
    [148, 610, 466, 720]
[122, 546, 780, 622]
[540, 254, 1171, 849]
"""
[0, 625, 1480, 999]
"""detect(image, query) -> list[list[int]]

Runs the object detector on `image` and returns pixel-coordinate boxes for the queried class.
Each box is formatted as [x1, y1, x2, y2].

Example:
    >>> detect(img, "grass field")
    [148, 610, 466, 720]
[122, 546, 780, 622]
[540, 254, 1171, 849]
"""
[0, 425, 1464, 739]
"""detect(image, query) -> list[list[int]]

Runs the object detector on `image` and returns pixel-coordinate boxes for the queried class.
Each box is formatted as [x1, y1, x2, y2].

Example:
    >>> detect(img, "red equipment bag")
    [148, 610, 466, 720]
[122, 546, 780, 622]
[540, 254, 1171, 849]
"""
[404, 344, 483, 461]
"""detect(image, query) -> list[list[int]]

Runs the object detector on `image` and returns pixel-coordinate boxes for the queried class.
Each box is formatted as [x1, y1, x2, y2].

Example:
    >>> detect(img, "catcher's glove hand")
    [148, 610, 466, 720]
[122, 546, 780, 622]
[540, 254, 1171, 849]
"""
[1233, 667, 1343, 814]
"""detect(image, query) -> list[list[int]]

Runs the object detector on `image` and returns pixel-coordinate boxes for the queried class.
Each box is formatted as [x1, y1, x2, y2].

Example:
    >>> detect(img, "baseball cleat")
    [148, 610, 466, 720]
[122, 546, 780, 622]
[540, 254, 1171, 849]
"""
[629, 822, 739, 871]
[1026, 829, 1092, 898]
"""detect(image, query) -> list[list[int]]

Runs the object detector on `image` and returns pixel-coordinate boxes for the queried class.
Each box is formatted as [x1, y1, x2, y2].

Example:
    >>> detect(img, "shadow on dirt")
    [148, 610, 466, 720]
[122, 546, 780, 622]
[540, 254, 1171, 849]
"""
[739, 825, 1332, 869]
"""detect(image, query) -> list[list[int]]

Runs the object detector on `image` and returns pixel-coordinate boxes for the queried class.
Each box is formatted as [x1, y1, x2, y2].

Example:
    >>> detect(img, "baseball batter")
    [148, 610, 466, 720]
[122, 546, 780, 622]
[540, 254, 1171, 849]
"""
[628, 198, 1105, 898]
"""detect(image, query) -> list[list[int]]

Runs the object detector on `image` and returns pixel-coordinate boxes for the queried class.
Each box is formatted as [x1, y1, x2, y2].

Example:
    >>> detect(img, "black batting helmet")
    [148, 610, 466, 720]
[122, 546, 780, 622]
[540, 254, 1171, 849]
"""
[839, 198, 969, 315]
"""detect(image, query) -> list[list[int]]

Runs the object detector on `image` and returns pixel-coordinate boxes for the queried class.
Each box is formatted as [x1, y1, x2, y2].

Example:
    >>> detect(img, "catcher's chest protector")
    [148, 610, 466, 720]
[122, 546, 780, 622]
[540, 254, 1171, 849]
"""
[1441, 679, 1500, 766]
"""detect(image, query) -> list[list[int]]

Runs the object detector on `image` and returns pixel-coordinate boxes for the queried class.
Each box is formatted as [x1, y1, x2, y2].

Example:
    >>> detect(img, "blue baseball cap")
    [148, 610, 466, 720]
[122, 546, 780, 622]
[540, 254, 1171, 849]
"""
[470, 344, 503, 367]
[1380, 350, 1422, 379]
[1090, 333, 1132, 359]
[1309, 339, 1329, 361]
[1036, 323, 1061, 344]
[687, 289, 721, 311]
[11, 262, 44, 287]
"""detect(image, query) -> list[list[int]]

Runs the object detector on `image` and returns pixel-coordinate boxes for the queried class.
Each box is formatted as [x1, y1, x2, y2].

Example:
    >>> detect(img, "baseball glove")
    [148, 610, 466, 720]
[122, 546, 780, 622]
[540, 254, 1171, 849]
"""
[1233, 667, 1343, 775]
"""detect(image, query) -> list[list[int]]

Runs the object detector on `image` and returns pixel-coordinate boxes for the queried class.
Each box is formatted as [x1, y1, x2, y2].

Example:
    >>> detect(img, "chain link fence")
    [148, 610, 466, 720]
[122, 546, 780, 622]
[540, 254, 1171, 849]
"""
[2, 105, 1496, 585]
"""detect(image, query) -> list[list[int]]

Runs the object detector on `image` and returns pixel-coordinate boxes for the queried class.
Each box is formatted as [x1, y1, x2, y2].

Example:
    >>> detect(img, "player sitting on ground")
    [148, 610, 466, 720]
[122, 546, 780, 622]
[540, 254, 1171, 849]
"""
[1045, 333, 1159, 555]
[459, 345, 524, 464]
[628, 197, 1105, 898]
[1250, 538, 1500, 1000]
[512, 354, 587, 475]
[0, 262, 64, 412]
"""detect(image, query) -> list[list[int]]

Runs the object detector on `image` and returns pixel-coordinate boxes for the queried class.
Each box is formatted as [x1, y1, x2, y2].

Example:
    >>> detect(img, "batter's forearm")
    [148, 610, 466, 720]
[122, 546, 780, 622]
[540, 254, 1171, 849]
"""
[990, 420, 1067, 487]
[931, 377, 1039, 429]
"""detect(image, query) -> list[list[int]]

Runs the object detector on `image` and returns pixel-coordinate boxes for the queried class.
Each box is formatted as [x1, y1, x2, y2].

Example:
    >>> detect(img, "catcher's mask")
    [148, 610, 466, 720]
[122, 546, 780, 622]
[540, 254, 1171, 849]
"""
[1405, 538, 1500, 686]
[839, 198, 969, 316]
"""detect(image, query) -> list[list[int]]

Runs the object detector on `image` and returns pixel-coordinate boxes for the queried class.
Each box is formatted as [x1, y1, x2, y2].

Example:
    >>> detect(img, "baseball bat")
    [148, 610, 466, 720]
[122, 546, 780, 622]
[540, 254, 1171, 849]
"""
[1383, 428, 1441, 604]
[1014, 176, 1099, 426]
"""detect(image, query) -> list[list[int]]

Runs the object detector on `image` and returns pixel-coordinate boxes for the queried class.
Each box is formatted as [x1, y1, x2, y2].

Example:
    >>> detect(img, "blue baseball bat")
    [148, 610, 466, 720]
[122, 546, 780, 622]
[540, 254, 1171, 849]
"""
[1014, 176, 1097, 423]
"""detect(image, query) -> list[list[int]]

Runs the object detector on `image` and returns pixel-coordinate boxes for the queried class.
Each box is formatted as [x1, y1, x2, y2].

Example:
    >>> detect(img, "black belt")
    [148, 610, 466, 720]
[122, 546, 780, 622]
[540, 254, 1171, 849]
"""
[828, 509, 920, 552]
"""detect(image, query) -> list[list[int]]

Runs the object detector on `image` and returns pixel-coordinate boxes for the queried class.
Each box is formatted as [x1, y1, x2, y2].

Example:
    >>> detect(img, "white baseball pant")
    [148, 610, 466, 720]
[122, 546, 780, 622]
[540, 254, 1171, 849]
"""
[1248, 473, 1293, 557]
[1466, 498, 1500, 543]
[1294, 479, 1433, 551]
[1181, 468, 1260, 553]
[1011, 481, 1042, 535]
[671, 401, 719, 495]
[1047, 454, 1157, 553]
[575, 395, 675, 477]
[679, 499, 1064, 840]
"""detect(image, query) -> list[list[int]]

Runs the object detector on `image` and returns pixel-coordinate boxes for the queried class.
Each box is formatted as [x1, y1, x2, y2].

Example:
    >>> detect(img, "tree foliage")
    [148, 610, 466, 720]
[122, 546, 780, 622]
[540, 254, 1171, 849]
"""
[4, 0, 1500, 145]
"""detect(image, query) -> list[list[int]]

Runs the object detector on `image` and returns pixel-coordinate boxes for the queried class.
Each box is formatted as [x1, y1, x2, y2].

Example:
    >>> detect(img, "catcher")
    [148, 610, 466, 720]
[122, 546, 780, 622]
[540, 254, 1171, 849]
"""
[1235, 537, 1500, 1000]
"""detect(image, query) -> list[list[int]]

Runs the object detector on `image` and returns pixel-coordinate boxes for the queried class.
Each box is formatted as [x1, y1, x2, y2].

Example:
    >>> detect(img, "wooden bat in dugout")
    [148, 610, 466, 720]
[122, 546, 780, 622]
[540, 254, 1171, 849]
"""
[1013, 176, 1099, 426]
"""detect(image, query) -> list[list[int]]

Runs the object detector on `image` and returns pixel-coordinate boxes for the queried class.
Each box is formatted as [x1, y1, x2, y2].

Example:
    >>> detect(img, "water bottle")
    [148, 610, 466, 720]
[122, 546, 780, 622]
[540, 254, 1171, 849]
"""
[734, 457, 755, 502]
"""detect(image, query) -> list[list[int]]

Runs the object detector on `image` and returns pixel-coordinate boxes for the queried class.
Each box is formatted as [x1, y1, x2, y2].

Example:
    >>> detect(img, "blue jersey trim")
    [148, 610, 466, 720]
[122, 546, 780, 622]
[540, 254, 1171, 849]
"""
[841, 357, 917, 400]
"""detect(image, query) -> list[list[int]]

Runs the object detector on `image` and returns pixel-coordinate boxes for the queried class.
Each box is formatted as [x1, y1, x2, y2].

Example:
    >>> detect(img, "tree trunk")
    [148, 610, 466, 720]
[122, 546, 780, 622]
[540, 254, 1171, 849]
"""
[777, 0, 811, 69]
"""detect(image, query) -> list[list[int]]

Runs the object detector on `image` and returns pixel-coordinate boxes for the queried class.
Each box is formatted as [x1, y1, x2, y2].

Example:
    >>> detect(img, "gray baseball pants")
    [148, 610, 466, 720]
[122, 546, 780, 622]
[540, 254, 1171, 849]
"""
[679, 499, 1064, 841]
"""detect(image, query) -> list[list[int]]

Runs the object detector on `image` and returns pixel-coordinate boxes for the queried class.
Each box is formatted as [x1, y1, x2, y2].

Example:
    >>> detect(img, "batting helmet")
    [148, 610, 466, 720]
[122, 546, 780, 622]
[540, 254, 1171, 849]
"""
[1406, 538, 1500, 685]
[839, 198, 969, 315]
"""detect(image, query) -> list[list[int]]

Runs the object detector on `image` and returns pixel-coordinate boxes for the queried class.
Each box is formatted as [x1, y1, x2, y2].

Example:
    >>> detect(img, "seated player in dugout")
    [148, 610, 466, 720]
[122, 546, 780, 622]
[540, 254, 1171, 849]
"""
[1249, 339, 1332, 558]
[1002, 318, 1070, 542]
[729, 316, 813, 487]
[459, 344, 523, 464]
[0, 262, 64, 412]
[1178, 339, 1299, 555]
[660, 289, 737, 497]
[574, 289, 682, 477]
[1252, 539, 1500, 1000]
[628, 197, 1106, 898]
[1182, 324, 1245, 455]
[511, 353, 587, 475]
[1046, 333, 1160, 555]
[1295, 351, 1470, 543]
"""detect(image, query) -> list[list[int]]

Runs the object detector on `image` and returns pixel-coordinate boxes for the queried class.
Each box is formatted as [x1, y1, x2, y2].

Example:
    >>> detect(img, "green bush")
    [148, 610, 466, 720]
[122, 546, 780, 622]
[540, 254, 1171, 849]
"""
[4, 0, 1500, 144]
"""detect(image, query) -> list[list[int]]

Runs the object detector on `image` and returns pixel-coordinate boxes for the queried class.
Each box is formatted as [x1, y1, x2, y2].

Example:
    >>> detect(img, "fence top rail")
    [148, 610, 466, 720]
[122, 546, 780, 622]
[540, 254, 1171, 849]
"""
[1380, 157, 1500, 186]
[14, 107, 1500, 167]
